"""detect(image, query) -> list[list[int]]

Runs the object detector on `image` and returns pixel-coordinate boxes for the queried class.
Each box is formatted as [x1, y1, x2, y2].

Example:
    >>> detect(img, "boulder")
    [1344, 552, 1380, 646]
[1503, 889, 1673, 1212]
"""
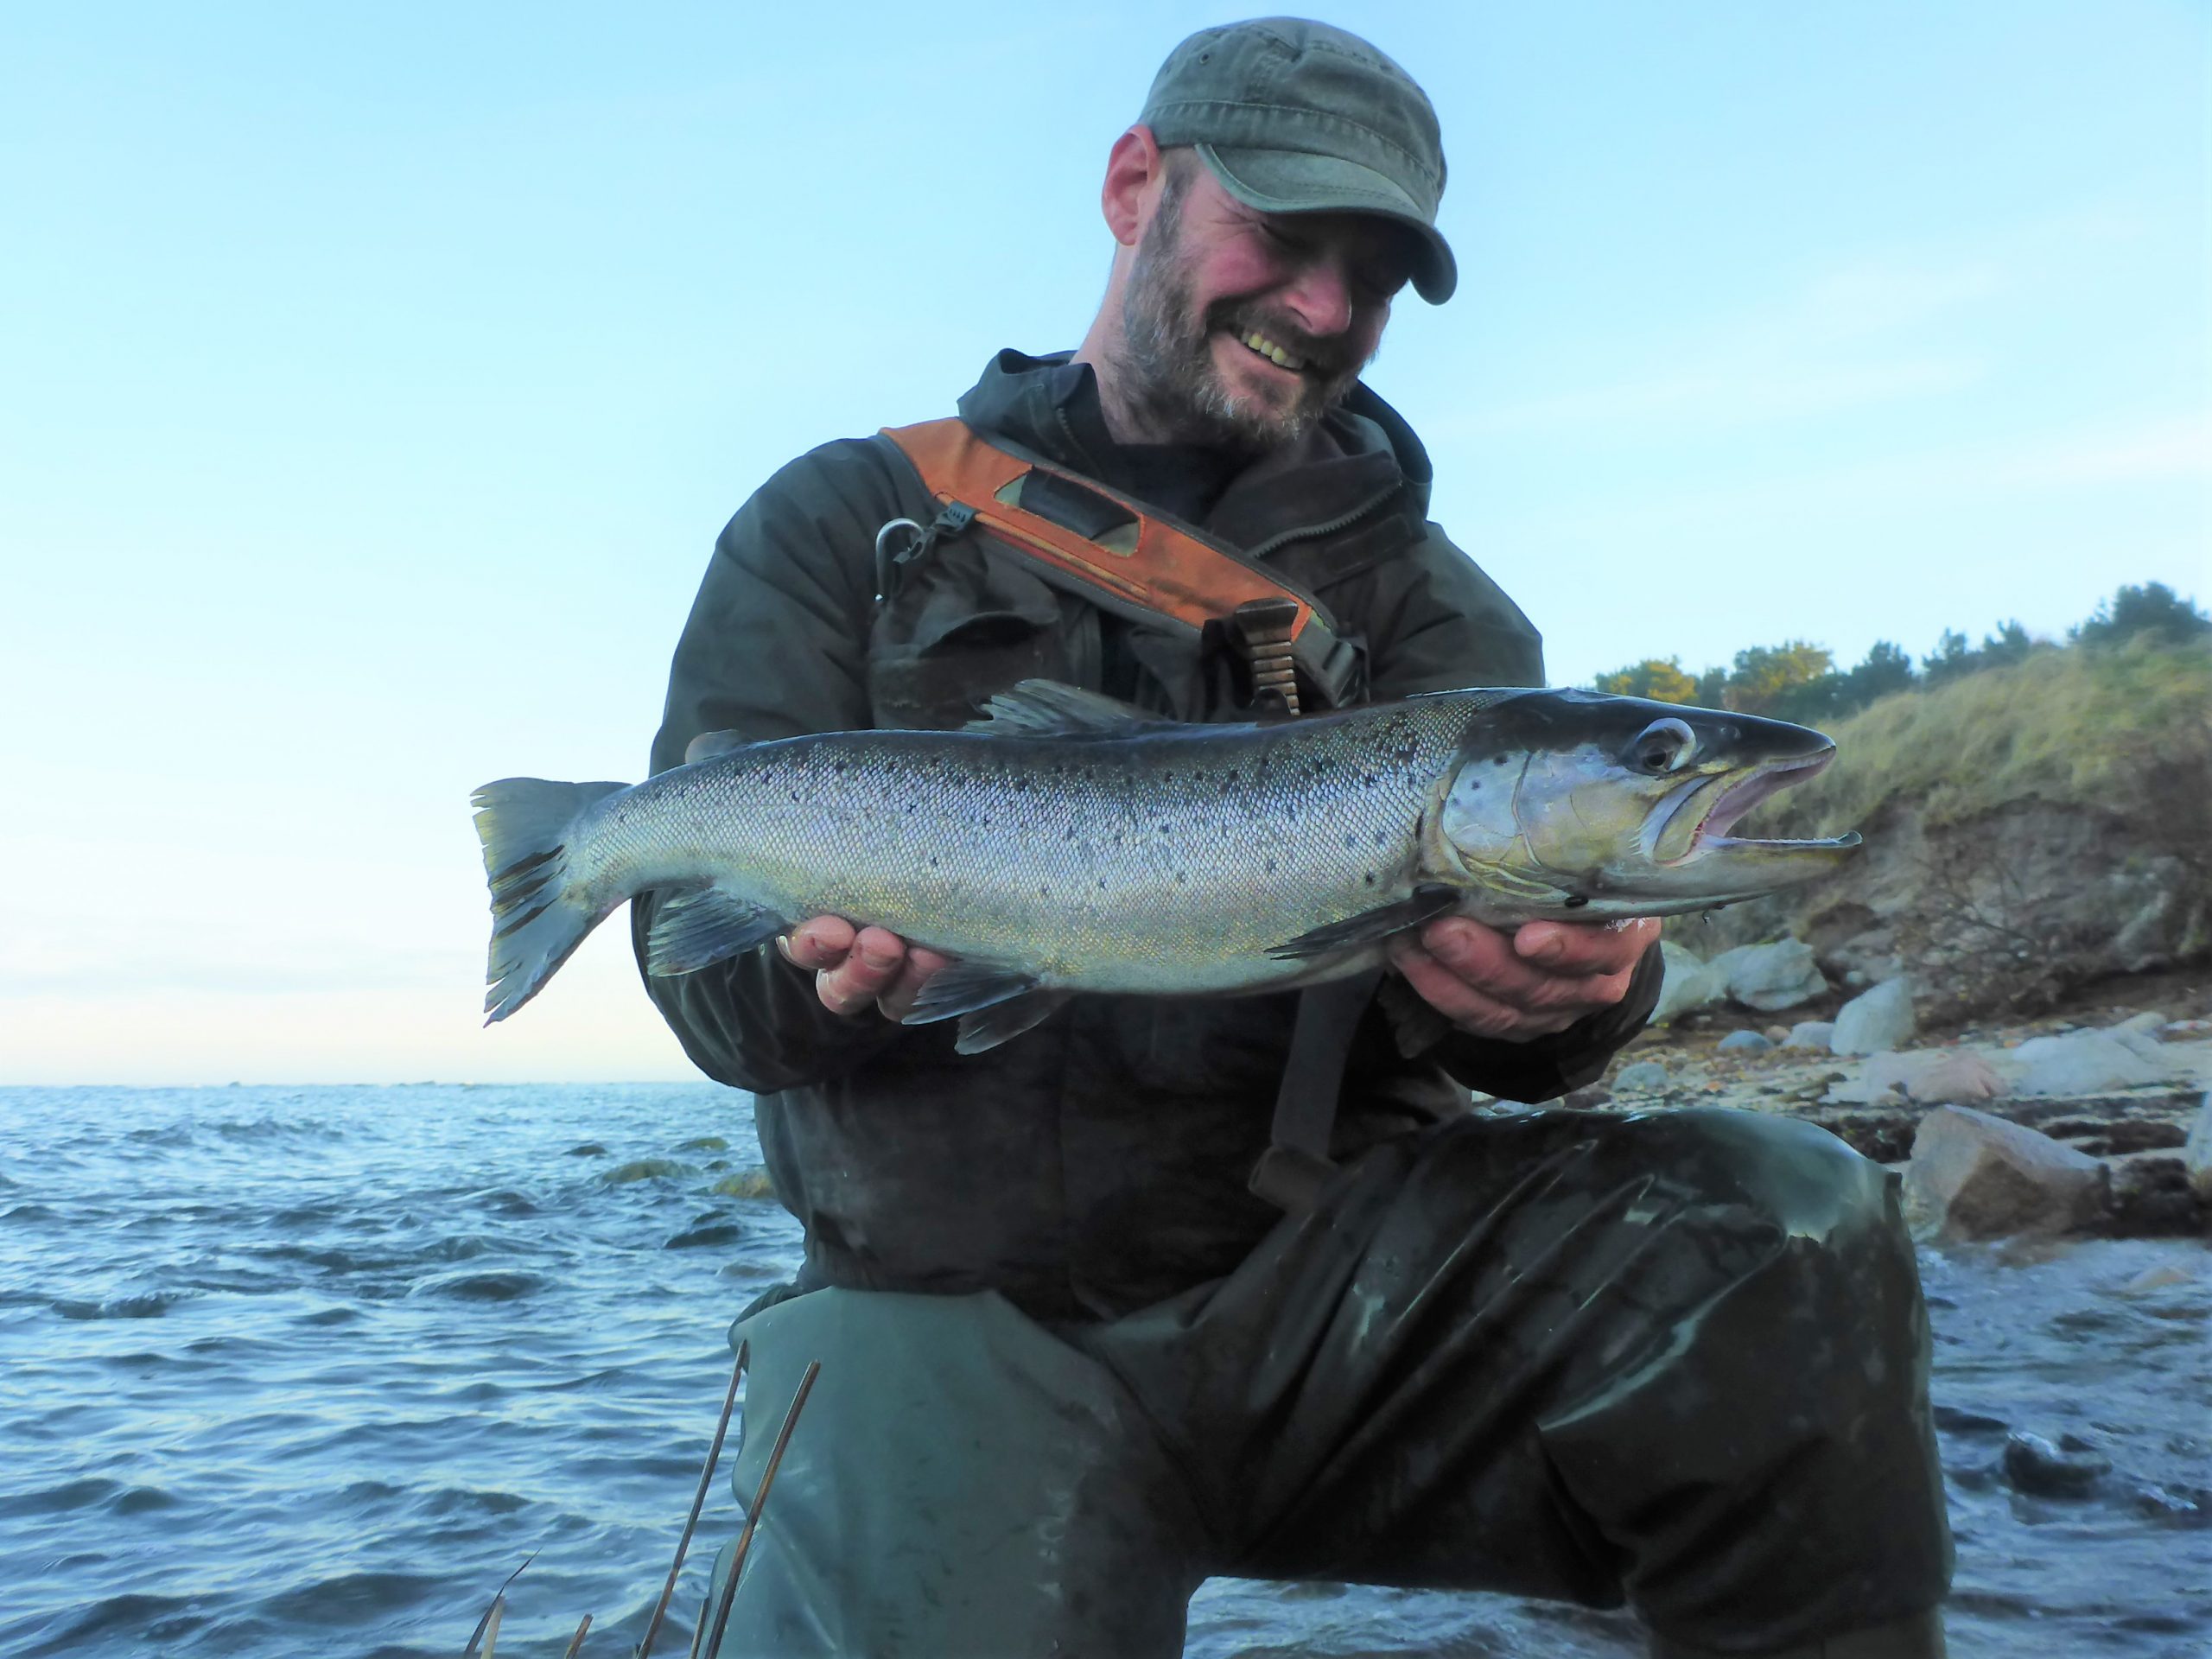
[1903, 1106, 2109, 1241]
[1718, 1030, 1773, 1054]
[1707, 940, 1829, 1012]
[1615, 1060, 1671, 1094]
[1783, 1020, 1836, 1052]
[2009, 1029, 2178, 1096]
[1860, 1047, 2006, 1104]
[1649, 942, 1726, 1026]
[1833, 978, 1916, 1056]
[2185, 1093, 2212, 1202]
[2001, 1431, 2112, 1497]
[2115, 1010, 2168, 1036]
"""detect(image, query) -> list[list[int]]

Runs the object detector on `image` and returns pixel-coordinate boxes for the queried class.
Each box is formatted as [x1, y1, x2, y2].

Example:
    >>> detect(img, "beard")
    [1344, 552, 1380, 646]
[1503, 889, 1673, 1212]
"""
[1109, 190, 1370, 457]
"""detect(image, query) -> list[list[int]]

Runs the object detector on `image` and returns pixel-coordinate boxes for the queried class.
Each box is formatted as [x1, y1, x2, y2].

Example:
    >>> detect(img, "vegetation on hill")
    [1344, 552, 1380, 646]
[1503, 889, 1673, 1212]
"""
[1754, 637, 2212, 836]
[1592, 581, 2209, 726]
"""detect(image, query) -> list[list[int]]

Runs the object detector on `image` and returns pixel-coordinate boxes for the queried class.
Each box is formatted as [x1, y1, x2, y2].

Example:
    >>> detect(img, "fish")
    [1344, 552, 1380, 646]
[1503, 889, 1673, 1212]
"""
[471, 680, 1859, 1052]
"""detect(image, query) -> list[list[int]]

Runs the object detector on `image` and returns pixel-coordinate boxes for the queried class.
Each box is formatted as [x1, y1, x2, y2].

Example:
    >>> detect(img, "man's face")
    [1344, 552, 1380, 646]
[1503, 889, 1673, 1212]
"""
[1114, 156, 1415, 454]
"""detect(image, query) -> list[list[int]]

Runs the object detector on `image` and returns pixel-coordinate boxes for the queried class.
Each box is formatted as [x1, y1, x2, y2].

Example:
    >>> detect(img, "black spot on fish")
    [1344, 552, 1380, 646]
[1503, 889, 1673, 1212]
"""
[1565, 894, 1590, 909]
[1393, 745, 1416, 764]
[1374, 830, 1389, 847]
[1343, 832, 1357, 849]
[1363, 772, 1377, 787]
[1265, 858, 1278, 874]
[1364, 873, 1376, 887]
[1493, 755, 1510, 766]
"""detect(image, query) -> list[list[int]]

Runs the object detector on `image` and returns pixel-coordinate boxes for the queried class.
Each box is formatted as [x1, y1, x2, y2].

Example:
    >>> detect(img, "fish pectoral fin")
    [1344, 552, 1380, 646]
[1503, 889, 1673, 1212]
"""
[683, 729, 749, 765]
[954, 990, 1073, 1054]
[899, 958, 1039, 1024]
[643, 887, 788, 976]
[1265, 886, 1460, 960]
[963, 680, 1186, 739]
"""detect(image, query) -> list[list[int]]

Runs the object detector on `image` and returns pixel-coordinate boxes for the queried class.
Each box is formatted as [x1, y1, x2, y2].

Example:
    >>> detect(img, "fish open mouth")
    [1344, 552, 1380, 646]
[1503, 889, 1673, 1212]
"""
[1662, 751, 1861, 863]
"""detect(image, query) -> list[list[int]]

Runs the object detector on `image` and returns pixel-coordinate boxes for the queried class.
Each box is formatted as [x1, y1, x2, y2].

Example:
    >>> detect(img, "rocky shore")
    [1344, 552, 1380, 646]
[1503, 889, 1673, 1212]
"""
[1559, 943, 2211, 1244]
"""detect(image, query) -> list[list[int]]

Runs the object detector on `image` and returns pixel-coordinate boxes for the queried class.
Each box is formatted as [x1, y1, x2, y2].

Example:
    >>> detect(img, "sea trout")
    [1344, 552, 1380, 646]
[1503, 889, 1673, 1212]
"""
[472, 681, 1859, 1052]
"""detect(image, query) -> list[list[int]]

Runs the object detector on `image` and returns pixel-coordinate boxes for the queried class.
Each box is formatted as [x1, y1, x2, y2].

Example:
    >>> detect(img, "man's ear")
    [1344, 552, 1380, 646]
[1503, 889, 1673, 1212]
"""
[1101, 124, 1165, 249]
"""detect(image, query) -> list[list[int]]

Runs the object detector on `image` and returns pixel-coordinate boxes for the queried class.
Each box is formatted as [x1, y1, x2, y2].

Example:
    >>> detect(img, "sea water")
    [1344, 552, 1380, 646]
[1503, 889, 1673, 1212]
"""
[0, 1084, 2203, 1656]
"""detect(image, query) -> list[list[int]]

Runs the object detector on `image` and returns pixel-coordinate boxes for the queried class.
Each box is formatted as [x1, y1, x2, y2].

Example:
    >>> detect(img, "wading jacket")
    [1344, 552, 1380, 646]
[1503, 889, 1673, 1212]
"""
[639, 350, 1662, 1321]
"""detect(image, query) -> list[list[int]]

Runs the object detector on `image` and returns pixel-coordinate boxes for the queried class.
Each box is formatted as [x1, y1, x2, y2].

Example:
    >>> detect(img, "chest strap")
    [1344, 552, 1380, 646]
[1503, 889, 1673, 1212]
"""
[880, 418, 1357, 709]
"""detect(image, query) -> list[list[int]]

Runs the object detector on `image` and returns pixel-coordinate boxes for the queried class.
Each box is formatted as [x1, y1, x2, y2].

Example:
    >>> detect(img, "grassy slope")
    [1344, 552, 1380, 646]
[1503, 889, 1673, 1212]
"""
[1751, 639, 2212, 837]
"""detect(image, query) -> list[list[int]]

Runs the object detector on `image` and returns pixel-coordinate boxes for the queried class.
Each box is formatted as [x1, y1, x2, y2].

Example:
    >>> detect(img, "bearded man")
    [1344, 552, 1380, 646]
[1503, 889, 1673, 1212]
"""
[639, 18, 1951, 1658]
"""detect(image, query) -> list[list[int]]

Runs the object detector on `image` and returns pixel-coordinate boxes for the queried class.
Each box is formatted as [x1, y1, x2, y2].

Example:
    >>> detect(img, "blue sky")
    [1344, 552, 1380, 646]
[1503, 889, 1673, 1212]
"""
[2, 2, 2204, 1083]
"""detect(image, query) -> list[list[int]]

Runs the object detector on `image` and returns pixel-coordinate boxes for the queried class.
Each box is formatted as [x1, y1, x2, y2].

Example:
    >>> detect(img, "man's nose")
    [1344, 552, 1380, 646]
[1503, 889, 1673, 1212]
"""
[1280, 253, 1355, 337]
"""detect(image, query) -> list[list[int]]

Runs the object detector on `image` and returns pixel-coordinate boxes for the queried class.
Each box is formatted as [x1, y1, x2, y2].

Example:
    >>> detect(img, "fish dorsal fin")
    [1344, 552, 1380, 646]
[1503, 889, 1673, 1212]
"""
[964, 680, 1185, 740]
[683, 730, 749, 765]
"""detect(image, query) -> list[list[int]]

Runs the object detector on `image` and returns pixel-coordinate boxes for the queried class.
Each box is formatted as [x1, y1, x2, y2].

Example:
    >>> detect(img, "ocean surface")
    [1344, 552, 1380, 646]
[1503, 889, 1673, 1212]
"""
[1, 1083, 2204, 1658]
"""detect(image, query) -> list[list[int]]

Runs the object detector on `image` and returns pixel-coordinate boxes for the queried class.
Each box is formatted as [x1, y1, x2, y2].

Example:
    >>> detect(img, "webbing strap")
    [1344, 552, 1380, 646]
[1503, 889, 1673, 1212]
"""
[880, 418, 1337, 650]
[1248, 969, 1382, 1213]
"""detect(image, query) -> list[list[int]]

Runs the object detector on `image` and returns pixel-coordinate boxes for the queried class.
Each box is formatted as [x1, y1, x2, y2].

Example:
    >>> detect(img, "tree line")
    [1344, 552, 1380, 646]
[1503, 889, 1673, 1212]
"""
[1590, 581, 2209, 723]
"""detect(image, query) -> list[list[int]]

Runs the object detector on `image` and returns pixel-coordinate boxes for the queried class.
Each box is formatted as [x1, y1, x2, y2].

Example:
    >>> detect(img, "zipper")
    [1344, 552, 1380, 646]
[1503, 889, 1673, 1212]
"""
[1246, 480, 1403, 563]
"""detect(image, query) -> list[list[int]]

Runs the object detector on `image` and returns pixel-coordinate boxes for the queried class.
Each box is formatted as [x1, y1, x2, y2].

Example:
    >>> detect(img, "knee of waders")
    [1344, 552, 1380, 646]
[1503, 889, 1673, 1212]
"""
[1630, 1107, 1902, 1260]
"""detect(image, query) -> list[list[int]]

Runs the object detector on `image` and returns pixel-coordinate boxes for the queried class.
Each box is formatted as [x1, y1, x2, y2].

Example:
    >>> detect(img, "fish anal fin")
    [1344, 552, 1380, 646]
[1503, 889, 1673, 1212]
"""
[954, 990, 1072, 1054]
[645, 887, 787, 976]
[900, 958, 1040, 1024]
[1266, 886, 1459, 961]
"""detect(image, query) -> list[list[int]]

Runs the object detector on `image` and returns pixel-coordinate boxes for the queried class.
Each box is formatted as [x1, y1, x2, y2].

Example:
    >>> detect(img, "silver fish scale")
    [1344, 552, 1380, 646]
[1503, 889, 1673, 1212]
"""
[580, 697, 1483, 995]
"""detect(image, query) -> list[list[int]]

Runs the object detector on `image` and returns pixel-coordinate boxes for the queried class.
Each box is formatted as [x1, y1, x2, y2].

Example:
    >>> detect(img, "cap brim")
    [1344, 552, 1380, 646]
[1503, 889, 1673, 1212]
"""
[1198, 142, 1457, 304]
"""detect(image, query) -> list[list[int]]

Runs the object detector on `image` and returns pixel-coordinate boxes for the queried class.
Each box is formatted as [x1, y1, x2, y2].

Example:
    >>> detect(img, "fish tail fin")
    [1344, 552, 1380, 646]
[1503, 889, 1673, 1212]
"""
[470, 778, 626, 1023]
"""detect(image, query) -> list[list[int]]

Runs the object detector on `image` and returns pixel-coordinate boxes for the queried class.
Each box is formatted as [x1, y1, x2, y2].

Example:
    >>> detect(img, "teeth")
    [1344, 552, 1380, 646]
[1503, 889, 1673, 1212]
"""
[1240, 330, 1306, 372]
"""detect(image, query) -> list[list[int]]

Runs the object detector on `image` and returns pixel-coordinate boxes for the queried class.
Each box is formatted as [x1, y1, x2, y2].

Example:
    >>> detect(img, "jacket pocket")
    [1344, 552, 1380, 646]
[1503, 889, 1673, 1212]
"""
[867, 538, 1080, 730]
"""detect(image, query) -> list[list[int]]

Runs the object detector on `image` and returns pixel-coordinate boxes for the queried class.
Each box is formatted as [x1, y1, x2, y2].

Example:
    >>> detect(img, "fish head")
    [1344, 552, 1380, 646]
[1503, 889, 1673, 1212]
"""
[1424, 689, 1861, 921]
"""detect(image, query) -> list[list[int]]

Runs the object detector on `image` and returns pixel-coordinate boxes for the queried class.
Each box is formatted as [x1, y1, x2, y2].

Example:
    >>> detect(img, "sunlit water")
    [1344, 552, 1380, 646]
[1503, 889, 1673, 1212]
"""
[1, 1085, 2203, 1657]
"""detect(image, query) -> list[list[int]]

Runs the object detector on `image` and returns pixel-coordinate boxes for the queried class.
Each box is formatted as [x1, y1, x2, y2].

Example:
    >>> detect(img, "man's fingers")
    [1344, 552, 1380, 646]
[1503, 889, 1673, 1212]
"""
[876, 945, 951, 1024]
[780, 914, 857, 972]
[1514, 916, 1661, 976]
[1390, 938, 1581, 1039]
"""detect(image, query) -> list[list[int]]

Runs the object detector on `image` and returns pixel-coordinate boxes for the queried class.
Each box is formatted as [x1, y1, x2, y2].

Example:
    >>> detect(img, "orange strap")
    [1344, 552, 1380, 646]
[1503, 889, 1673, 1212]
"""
[880, 418, 1324, 641]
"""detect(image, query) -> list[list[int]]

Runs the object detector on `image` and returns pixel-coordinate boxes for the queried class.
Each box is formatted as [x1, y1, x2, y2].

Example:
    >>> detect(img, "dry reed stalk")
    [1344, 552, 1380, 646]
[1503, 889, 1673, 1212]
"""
[639, 1343, 749, 1658]
[700, 1359, 822, 1659]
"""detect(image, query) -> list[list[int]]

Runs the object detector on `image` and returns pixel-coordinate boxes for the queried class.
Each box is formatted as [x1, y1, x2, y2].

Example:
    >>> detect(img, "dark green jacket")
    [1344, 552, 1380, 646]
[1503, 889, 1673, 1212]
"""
[640, 351, 1660, 1320]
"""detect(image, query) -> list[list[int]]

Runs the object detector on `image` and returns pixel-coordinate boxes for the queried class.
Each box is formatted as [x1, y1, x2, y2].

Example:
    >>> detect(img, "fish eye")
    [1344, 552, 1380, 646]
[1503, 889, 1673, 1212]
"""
[1628, 716, 1697, 775]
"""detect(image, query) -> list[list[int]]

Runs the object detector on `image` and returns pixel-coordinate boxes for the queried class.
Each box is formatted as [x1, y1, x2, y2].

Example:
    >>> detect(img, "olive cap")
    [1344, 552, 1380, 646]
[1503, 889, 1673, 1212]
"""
[1138, 16, 1456, 303]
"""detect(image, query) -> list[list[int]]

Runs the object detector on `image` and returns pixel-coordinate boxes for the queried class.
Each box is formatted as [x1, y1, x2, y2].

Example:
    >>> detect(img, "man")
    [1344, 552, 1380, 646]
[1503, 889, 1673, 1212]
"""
[641, 19, 1951, 1658]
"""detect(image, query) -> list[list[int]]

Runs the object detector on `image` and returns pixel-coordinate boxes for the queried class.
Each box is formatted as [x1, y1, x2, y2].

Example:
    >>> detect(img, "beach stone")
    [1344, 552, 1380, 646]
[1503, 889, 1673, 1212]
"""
[2184, 1093, 2212, 1201]
[601, 1158, 691, 1185]
[1904, 1105, 2109, 1241]
[710, 1168, 777, 1200]
[2010, 1029, 2177, 1096]
[1764, 1025, 1790, 1043]
[1649, 942, 1726, 1026]
[2001, 1430, 2112, 1497]
[1615, 1060, 1671, 1093]
[1834, 978, 1916, 1056]
[1718, 1030, 1773, 1054]
[2115, 1010, 2167, 1036]
[1861, 1047, 2006, 1104]
[1783, 1020, 1837, 1052]
[1708, 940, 1828, 1012]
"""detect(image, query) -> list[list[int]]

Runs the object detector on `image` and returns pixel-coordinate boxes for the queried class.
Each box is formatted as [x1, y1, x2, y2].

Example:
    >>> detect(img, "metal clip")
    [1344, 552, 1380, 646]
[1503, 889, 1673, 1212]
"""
[1230, 595, 1303, 715]
[873, 504, 978, 607]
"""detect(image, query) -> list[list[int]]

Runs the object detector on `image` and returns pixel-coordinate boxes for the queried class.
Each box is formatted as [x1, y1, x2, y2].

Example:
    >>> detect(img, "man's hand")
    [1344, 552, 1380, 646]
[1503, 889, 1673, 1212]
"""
[778, 916, 949, 1023]
[1386, 915, 1661, 1041]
